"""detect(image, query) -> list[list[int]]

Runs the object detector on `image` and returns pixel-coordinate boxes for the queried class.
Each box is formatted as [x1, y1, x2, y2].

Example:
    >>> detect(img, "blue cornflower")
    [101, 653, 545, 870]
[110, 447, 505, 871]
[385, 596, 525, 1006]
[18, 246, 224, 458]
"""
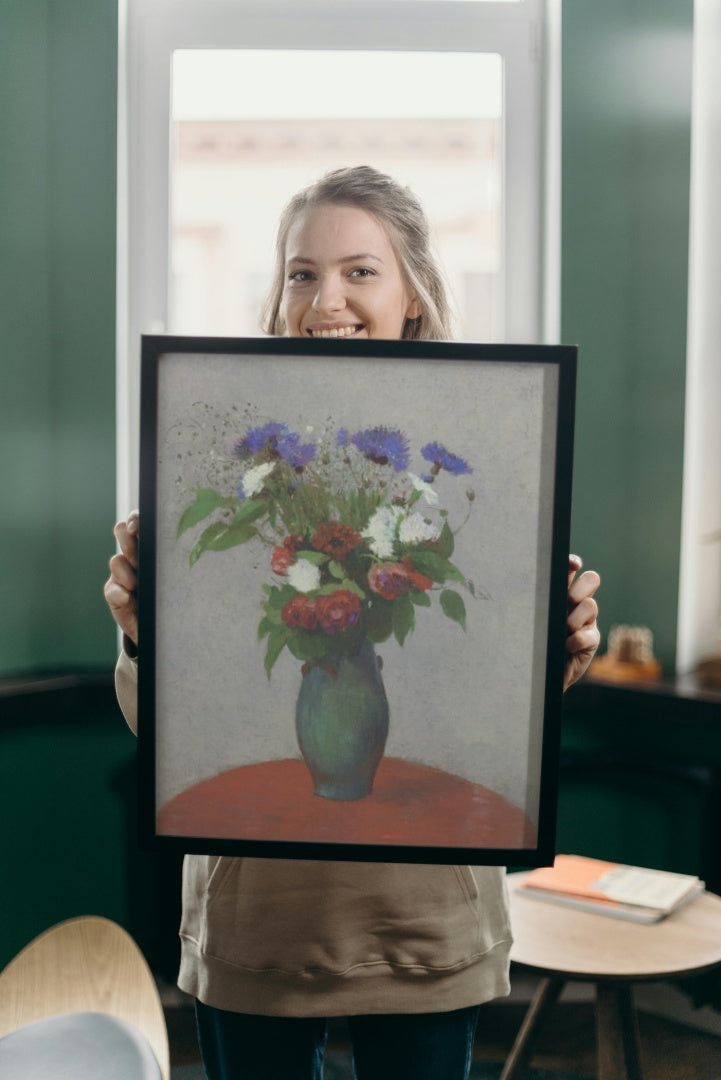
[336, 428, 350, 447]
[277, 432, 316, 469]
[421, 441, 472, 476]
[233, 422, 288, 458]
[350, 426, 410, 472]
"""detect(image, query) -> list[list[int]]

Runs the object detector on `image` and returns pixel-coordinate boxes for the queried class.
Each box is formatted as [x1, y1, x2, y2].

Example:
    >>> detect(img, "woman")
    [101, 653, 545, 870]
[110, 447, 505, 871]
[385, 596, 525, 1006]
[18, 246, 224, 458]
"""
[106, 166, 601, 1080]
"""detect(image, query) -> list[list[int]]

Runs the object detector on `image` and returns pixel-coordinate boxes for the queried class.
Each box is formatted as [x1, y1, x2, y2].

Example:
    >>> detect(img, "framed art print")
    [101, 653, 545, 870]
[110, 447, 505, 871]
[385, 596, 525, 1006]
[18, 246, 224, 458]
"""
[137, 336, 576, 865]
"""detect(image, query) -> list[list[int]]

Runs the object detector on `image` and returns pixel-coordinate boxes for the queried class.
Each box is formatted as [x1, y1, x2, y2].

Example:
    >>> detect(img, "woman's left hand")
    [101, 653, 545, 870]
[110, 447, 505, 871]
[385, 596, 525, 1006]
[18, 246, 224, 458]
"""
[564, 555, 601, 691]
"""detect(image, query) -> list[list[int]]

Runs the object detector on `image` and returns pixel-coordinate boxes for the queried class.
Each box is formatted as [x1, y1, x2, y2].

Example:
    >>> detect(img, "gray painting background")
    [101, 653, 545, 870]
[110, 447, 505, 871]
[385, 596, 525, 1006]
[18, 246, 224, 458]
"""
[153, 349, 560, 833]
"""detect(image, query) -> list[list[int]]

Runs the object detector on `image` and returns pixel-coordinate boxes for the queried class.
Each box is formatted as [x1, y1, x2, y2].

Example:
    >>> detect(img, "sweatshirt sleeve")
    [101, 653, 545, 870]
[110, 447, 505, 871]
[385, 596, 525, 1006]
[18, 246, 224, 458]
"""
[115, 641, 139, 736]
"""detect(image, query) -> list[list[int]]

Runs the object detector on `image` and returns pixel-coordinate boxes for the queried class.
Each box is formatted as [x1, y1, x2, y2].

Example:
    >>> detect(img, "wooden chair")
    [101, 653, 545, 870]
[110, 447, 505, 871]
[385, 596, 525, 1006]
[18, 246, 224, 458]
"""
[0, 915, 169, 1079]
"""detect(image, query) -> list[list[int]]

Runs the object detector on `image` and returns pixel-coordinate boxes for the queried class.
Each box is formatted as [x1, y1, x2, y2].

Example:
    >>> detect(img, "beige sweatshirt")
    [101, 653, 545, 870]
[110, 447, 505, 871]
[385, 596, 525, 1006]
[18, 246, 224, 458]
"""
[116, 650, 512, 1016]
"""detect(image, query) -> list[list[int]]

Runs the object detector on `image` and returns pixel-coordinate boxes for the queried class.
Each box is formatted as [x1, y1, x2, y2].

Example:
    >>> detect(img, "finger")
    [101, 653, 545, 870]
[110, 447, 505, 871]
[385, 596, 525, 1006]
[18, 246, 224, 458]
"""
[103, 577, 133, 613]
[113, 519, 139, 568]
[566, 623, 601, 657]
[567, 553, 583, 588]
[566, 594, 599, 634]
[564, 649, 597, 691]
[108, 552, 137, 592]
[568, 568, 601, 607]
[103, 580, 139, 642]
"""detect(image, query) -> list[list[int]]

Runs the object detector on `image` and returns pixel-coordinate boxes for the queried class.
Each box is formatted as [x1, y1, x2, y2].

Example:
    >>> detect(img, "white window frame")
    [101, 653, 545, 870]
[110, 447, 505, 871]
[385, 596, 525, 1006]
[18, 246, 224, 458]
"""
[117, 0, 559, 511]
[677, 0, 721, 674]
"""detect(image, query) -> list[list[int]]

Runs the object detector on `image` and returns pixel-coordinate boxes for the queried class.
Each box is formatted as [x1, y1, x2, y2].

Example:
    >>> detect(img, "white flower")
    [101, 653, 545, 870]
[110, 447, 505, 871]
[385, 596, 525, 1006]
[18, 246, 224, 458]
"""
[398, 512, 441, 547]
[408, 472, 439, 507]
[287, 558, 321, 594]
[362, 505, 403, 558]
[240, 461, 275, 498]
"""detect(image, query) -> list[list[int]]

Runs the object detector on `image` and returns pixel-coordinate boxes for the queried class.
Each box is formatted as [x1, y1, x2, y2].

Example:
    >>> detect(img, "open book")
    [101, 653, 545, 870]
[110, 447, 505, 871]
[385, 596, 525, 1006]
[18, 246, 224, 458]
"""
[515, 854, 705, 923]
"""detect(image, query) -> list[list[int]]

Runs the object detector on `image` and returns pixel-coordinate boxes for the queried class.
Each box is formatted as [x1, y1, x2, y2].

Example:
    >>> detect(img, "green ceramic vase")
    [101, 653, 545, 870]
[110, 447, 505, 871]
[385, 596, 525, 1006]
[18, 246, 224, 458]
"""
[295, 638, 389, 800]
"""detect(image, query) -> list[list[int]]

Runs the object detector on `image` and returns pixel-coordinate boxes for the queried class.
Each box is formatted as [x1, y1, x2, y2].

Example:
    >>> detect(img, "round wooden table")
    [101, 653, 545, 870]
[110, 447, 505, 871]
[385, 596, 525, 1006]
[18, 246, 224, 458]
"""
[157, 756, 537, 850]
[503, 872, 721, 1080]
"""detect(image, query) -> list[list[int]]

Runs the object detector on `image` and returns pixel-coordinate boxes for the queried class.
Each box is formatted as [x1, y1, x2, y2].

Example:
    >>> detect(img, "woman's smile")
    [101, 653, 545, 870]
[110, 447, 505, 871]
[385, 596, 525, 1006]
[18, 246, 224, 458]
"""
[306, 323, 364, 338]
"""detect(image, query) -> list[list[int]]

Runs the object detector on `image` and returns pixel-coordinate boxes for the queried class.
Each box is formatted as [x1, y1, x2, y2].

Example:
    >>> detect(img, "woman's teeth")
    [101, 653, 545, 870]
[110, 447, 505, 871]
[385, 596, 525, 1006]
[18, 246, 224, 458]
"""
[309, 325, 361, 338]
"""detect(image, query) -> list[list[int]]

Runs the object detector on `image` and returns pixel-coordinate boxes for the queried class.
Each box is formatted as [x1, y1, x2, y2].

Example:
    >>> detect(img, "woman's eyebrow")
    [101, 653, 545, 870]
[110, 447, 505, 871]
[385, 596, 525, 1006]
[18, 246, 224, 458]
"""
[339, 253, 384, 264]
[286, 253, 384, 266]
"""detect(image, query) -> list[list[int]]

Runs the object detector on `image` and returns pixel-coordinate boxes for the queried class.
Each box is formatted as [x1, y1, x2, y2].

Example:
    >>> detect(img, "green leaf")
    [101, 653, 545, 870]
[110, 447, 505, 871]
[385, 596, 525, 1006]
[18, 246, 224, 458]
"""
[446, 565, 467, 584]
[257, 615, 273, 640]
[264, 584, 297, 610]
[328, 560, 345, 579]
[177, 488, 234, 538]
[365, 599, 394, 643]
[234, 498, 268, 526]
[437, 520, 455, 559]
[261, 604, 284, 627]
[286, 634, 328, 662]
[188, 513, 262, 563]
[440, 589, 466, 630]
[207, 522, 257, 552]
[342, 579, 366, 599]
[409, 588, 431, 607]
[392, 592, 415, 646]
[189, 521, 228, 565]
[410, 549, 464, 584]
[264, 626, 290, 677]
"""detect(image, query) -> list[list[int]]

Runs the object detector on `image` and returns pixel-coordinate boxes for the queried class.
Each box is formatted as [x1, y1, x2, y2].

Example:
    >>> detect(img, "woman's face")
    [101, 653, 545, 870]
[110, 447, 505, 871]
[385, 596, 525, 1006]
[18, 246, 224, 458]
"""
[281, 203, 421, 340]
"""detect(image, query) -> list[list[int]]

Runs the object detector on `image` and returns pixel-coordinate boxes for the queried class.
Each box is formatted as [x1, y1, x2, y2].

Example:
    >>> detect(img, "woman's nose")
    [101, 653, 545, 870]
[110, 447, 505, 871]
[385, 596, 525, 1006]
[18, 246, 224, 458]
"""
[312, 274, 345, 314]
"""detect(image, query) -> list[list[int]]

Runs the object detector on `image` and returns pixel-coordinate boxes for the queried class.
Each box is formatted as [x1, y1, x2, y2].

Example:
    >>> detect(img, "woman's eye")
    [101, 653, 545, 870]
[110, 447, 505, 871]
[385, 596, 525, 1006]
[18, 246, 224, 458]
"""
[288, 269, 313, 283]
[349, 267, 375, 279]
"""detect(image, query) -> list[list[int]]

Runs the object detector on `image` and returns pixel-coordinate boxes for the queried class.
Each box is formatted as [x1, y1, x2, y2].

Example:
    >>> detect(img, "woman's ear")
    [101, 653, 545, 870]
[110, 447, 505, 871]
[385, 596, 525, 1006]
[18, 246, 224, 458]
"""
[406, 296, 422, 320]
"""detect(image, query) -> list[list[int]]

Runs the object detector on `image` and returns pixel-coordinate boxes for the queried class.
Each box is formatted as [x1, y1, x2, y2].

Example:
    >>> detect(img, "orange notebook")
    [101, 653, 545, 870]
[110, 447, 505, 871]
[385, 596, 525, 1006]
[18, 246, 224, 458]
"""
[516, 855, 704, 923]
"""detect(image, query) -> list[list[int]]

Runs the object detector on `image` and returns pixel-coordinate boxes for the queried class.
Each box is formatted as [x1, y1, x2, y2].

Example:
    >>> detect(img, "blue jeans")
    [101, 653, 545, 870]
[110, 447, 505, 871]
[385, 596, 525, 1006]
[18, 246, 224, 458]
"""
[195, 1000, 481, 1080]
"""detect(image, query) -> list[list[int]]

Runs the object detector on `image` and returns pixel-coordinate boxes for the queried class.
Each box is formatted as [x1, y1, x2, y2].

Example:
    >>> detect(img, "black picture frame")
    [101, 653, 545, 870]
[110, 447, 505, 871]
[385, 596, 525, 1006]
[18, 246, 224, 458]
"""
[138, 335, 576, 865]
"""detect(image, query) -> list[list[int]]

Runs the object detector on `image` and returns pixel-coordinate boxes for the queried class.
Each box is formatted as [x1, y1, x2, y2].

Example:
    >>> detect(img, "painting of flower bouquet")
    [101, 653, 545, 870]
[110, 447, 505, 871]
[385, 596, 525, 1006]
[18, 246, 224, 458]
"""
[139, 337, 577, 864]
[178, 418, 479, 801]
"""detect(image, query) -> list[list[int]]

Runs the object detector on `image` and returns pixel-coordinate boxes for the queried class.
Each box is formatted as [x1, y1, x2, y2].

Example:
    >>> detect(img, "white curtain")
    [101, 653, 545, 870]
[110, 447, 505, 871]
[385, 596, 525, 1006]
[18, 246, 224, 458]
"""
[677, 0, 721, 671]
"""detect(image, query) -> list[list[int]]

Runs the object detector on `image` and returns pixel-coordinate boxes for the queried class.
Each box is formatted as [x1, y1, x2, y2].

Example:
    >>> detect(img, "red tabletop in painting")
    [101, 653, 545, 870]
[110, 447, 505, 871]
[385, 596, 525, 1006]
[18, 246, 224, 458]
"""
[157, 756, 537, 849]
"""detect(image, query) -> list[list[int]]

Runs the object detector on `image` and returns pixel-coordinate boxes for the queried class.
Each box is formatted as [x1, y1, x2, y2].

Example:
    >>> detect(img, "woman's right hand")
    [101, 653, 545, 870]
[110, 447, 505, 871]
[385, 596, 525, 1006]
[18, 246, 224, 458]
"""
[104, 510, 139, 646]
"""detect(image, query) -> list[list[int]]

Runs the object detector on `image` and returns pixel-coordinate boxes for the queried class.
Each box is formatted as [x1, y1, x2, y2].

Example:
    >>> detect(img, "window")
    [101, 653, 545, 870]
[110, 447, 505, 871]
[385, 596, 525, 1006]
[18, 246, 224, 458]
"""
[169, 49, 503, 340]
[118, 0, 557, 509]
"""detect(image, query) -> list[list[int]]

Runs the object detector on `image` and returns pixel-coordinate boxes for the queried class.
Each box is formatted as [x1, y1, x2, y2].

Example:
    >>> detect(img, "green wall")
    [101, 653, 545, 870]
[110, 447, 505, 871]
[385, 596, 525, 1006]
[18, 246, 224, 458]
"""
[0, 0, 118, 675]
[562, 0, 693, 669]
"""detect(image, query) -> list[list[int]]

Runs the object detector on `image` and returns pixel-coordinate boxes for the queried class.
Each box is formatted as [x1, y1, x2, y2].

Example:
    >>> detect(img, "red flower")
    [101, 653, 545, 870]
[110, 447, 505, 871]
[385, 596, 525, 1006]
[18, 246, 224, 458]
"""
[401, 555, 433, 592]
[281, 595, 318, 630]
[283, 534, 304, 552]
[311, 521, 362, 559]
[368, 563, 411, 601]
[271, 546, 295, 575]
[315, 590, 362, 635]
[368, 557, 433, 601]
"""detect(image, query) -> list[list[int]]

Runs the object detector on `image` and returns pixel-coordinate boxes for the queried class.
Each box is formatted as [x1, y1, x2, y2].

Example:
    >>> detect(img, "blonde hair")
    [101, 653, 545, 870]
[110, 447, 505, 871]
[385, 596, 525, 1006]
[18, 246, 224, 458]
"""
[262, 165, 454, 341]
